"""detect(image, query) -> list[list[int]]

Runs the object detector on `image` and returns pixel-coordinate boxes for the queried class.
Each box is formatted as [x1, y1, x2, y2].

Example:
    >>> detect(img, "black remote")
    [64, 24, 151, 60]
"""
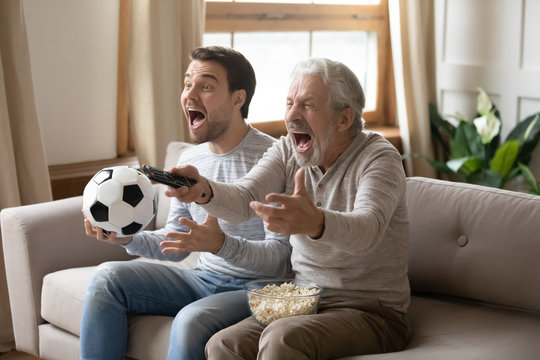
[141, 164, 197, 188]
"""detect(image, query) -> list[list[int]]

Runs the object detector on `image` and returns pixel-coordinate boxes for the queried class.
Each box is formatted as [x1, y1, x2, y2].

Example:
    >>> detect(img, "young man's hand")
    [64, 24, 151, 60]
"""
[83, 215, 133, 245]
[161, 214, 225, 254]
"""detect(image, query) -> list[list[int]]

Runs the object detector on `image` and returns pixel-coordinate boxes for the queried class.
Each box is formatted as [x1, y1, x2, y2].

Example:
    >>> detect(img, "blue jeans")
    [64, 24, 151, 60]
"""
[79, 261, 250, 360]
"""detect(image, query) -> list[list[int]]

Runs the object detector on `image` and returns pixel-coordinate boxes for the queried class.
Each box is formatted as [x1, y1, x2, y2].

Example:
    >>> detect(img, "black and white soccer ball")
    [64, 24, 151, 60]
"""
[82, 166, 156, 237]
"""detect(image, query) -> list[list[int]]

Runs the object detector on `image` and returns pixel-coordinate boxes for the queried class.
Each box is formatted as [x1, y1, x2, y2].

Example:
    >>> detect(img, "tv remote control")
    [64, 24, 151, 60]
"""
[141, 164, 197, 188]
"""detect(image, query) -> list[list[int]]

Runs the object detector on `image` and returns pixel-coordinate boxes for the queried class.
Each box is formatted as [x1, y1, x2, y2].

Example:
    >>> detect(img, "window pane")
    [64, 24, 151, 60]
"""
[203, 33, 232, 47]
[313, 0, 380, 4]
[212, 0, 380, 3]
[233, 32, 310, 122]
[312, 31, 377, 111]
[233, 0, 311, 3]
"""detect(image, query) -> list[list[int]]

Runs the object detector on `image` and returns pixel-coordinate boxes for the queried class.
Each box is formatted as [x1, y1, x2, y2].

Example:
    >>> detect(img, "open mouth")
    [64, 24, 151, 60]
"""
[188, 108, 206, 129]
[293, 132, 313, 152]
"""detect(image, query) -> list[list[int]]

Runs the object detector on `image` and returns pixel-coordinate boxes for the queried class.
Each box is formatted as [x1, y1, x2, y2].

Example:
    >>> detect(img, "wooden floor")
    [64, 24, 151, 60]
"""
[0, 351, 38, 360]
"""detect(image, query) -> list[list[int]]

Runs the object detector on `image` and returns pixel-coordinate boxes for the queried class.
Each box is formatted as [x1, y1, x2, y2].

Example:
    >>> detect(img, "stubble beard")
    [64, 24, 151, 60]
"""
[190, 111, 230, 145]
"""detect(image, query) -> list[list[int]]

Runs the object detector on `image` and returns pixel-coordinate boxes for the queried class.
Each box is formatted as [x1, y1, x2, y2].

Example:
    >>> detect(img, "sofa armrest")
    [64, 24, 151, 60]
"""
[0, 196, 135, 355]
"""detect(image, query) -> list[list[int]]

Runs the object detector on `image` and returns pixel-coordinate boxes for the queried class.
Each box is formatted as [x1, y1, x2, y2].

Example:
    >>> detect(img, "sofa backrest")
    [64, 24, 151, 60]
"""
[154, 142, 194, 228]
[406, 177, 540, 314]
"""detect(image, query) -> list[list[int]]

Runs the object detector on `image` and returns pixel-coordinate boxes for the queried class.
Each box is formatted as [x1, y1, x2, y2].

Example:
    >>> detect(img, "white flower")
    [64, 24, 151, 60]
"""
[476, 87, 492, 115]
[473, 111, 501, 144]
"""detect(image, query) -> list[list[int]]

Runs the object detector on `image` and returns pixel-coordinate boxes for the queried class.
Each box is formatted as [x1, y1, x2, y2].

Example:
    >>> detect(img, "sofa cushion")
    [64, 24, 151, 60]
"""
[405, 177, 540, 313]
[39, 316, 175, 360]
[41, 254, 200, 338]
[39, 323, 81, 360]
[41, 266, 94, 336]
[340, 295, 540, 360]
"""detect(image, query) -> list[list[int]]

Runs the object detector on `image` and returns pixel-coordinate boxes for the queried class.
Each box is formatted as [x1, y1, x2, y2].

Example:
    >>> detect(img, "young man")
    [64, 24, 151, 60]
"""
[80, 46, 291, 360]
[169, 58, 411, 359]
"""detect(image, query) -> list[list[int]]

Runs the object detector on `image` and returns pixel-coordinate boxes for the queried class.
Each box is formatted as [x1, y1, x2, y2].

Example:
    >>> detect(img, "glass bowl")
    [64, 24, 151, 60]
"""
[244, 278, 323, 326]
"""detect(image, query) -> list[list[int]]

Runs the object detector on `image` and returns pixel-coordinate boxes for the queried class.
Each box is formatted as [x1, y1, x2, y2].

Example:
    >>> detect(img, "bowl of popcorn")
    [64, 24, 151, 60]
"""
[244, 278, 323, 326]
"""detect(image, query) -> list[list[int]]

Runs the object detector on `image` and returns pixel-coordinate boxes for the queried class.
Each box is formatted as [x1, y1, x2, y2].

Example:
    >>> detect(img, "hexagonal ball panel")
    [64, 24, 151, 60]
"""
[109, 201, 135, 228]
[133, 197, 155, 224]
[96, 179, 123, 206]
[112, 166, 139, 184]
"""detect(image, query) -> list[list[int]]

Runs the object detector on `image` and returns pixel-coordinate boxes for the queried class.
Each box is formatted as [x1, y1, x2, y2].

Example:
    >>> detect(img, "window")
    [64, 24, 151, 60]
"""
[204, 0, 396, 137]
[116, 0, 397, 153]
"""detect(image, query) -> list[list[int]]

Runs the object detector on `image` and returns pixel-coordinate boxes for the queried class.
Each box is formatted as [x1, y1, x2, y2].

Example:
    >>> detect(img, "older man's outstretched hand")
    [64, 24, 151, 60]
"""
[164, 165, 212, 204]
[250, 168, 325, 238]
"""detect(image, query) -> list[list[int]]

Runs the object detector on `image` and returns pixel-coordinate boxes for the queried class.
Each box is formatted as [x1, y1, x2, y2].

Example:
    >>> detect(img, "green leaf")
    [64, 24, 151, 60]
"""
[449, 140, 469, 158]
[507, 113, 540, 142]
[429, 103, 455, 157]
[403, 152, 455, 174]
[518, 163, 540, 194]
[446, 156, 482, 175]
[429, 103, 456, 138]
[462, 158, 483, 174]
[466, 169, 502, 188]
[506, 113, 540, 165]
[489, 140, 519, 179]
[426, 158, 454, 174]
[446, 157, 469, 173]
[453, 122, 484, 159]
[430, 122, 450, 158]
[506, 166, 522, 181]
[463, 123, 485, 159]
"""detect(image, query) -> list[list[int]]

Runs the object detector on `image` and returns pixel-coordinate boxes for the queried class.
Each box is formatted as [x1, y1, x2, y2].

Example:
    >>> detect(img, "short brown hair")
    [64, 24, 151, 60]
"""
[190, 46, 256, 119]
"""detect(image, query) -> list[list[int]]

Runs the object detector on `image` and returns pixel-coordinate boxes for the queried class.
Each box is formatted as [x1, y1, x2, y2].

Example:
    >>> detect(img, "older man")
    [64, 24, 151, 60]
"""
[170, 58, 410, 359]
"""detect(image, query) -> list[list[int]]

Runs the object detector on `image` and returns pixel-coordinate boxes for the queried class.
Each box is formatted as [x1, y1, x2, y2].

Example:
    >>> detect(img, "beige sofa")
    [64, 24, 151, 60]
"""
[2, 141, 540, 360]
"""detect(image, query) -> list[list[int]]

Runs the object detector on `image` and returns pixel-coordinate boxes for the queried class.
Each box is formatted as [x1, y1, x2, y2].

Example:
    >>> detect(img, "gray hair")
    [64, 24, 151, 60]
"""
[290, 58, 365, 131]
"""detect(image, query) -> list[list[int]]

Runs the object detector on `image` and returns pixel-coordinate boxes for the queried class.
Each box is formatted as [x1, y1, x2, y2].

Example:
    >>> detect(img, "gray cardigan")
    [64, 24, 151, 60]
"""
[205, 129, 410, 313]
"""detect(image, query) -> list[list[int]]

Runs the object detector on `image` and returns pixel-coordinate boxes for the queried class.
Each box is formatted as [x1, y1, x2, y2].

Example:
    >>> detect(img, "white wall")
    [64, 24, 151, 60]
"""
[435, 0, 540, 175]
[23, 0, 119, 165]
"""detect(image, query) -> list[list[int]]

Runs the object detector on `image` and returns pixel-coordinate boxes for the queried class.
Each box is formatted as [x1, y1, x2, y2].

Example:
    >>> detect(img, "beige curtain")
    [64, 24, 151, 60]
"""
[389, 0, 437, 178]
[0, 0, 53, 352]
[128, 0, 205, 169]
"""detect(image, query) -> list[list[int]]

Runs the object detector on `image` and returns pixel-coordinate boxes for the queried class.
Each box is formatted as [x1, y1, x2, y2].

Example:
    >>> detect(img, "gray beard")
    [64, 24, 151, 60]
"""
[293, 146, 320, 167]
[291, 125, 336, 168]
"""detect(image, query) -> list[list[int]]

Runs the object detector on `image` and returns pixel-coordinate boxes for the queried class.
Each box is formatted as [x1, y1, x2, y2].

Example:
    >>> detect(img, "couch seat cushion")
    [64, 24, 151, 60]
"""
[41, 254, 200, 337]
[41, 266, 95, 336]
[340, 295, 540, 359]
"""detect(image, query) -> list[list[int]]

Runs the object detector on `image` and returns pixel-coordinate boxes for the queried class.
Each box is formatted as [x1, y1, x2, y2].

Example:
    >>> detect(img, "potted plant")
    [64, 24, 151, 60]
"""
[411, 87, 540, 193]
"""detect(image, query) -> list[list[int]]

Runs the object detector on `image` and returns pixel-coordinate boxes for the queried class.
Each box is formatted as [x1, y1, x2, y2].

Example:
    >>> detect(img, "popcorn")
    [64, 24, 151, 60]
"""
[247, 282, 321, 326]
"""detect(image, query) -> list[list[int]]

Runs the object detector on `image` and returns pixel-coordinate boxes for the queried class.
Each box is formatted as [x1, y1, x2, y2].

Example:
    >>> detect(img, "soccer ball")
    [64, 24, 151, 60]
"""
[82, 166, 156, 237]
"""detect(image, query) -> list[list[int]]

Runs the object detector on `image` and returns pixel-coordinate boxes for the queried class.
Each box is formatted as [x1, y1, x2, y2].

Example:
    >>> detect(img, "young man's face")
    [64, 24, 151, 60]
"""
[181, 60, 237, 144]
[285, 74, 340, 168]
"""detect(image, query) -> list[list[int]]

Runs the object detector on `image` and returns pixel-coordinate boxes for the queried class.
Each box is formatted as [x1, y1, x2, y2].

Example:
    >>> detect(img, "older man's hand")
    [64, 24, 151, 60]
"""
[250, 168, 325, 238]
[164, 165, 213, 204]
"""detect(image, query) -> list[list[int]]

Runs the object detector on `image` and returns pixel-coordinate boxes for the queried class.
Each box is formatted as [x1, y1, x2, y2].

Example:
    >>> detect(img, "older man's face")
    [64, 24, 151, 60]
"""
[284, 74, 339, 168]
